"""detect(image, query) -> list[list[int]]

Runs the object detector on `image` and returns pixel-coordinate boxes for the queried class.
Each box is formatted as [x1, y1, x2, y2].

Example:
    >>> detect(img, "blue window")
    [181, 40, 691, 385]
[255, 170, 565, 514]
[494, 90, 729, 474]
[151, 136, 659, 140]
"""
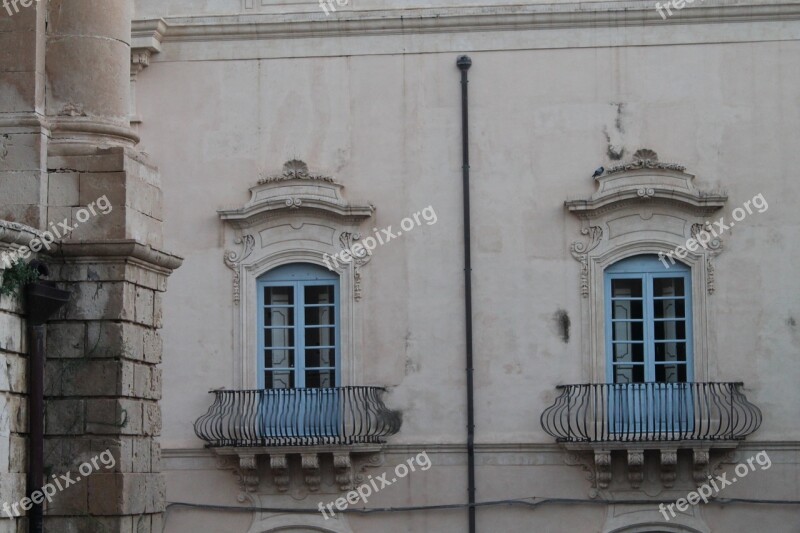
[605, 255, 693, 384]
[605, 255, 694, 434]
[257, 263, 340, 389]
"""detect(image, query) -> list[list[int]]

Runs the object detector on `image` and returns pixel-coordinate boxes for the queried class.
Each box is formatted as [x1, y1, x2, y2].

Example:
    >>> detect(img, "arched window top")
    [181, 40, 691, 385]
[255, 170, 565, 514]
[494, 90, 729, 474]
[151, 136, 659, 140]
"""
[259, 262, 339, 282]
[606, 254, 689, 274]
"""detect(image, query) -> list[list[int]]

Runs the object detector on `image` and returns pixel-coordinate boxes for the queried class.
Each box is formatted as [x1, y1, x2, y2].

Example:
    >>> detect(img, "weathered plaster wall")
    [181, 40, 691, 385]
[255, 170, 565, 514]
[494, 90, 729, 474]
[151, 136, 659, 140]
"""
[132, 1, 800, 531]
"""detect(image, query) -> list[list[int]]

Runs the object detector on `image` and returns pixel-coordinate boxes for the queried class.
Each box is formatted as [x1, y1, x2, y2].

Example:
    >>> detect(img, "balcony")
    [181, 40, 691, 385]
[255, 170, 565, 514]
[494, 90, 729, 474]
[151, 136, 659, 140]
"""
[540, 382, 762, 488]
[194, 386, 401, 492]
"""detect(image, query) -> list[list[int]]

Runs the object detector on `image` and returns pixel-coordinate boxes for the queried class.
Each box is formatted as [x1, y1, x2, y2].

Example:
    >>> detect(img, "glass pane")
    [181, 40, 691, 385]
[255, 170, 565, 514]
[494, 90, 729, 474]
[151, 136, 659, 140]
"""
[264, 349, 295, 369]
[264, 307, 294, 327]
[654, 320, 686, 341]
[614, 364, 645, 384]
[265, 286, 294, 306]
[306, 348, 335, 368]
[265, 370, 294, 389]
[612, 320, 644, 342]
[612, 279, 643, 298]
[655, 364, 687, 383]
[655, 342, 687, 362]
[612, 299, 643, 320]
[305, 369, 336, 388]
[264, 328, 295, 349]
[305, 306, 336, 326]
[653, 299, 685, 319]
[306, 327, 336, 348]
[613, 343, 644, 363]
[305, 285, 335, 305]
[654, 278, 685, 297]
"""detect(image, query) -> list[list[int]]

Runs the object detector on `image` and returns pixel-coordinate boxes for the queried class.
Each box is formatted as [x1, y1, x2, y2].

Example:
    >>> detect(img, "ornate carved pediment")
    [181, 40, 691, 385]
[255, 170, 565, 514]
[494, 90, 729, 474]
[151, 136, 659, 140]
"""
[566, 149, 727, 219]
[219, 160, 374, 230]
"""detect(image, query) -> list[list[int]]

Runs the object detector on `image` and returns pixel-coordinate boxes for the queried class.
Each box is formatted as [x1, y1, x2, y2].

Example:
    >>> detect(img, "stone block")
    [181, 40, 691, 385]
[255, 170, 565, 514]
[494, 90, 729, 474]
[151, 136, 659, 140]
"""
[45, 399, 84, 435]
[0, 311, 23, 354]
[0, 171, 43, 205]
[43, 437, 93, 472]
[150, 440, 161, 473]
[0, 353, 27, 393]
[85, 322, 146, 361]
[62, 281, 135, 322]
[131, 437, 150, 473]
[47, 172, 80, 207]
[10, 435, 26, 473]
[142, 402, 160, 437]
[47, 149, 125, 174]
[85, 398, 142, 436]
[87, 473, 164, 515]
[45, 359, 121, 397]
[132, 363, 150, 400]
[46, 323, 84, 359]
[152, 292, 163, 329]
[0, 131, 46, 172]
[142, 330, 161, 365]
[133, 286, 154, 327]
[45, 474, 88, 516]
[44, 516, 135, 533]
[148, 367, 161, 401]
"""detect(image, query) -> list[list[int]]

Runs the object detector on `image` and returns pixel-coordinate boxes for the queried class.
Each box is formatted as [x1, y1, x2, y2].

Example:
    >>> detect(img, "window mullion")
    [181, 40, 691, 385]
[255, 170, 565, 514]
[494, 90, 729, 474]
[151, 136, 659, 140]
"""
[644, 273, 655, 382]
[296, 281, 305, 388]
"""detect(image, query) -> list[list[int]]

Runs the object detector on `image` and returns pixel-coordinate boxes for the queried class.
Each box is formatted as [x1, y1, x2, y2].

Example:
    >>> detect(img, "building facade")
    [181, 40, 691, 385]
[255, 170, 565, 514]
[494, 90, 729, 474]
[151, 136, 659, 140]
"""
[1, 0, 799, 532]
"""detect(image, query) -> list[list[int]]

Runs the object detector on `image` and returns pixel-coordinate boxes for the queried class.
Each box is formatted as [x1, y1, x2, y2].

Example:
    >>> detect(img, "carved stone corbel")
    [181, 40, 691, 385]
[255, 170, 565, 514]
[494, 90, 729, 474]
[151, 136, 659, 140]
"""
[594, 450, 612, 489]
[627, 450, 644, 488]
[301, 453, 321, 492]
[238, 454, 260, 493]
[693, 448, 710, 484]
[660, 448, 678, 488]
[270, 454, 291, 492]
[333, 452, 354, 491]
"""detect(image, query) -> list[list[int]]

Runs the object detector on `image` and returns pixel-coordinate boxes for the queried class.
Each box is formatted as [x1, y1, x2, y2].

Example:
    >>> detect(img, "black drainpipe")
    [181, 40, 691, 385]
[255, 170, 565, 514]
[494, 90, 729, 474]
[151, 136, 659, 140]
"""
[25, 262, 70, 533]
[457, 54, 476, 533]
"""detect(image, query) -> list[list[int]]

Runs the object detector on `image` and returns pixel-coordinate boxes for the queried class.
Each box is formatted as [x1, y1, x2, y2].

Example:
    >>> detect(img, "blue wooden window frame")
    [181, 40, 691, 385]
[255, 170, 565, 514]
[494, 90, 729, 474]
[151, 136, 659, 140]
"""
[604, 255, 694, 434]
[257, 263, 341, 389]
[604, 255, 694, 384]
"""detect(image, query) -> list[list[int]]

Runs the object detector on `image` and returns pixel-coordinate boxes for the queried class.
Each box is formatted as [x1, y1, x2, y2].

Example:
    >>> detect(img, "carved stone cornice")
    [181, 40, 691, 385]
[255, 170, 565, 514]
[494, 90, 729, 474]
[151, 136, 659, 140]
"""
[132, 3, 800, 44]
[218, 161, 374, 230]
[566, 150, 727, 220]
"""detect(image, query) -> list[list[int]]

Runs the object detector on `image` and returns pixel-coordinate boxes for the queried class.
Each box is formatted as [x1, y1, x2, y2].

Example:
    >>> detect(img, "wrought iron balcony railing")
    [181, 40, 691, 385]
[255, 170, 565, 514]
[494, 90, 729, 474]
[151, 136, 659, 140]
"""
[541, 382, 762, 443]
[194, 386, 402, 447]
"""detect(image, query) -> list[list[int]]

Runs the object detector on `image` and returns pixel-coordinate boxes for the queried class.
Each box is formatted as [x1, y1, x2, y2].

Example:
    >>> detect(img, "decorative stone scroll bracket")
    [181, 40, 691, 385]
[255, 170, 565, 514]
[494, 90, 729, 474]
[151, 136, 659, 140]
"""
[566, 442, 739, 491]
[570, 226, 603, 298]
[223, 234, 255, 304]
[216, 446, 385, 498]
